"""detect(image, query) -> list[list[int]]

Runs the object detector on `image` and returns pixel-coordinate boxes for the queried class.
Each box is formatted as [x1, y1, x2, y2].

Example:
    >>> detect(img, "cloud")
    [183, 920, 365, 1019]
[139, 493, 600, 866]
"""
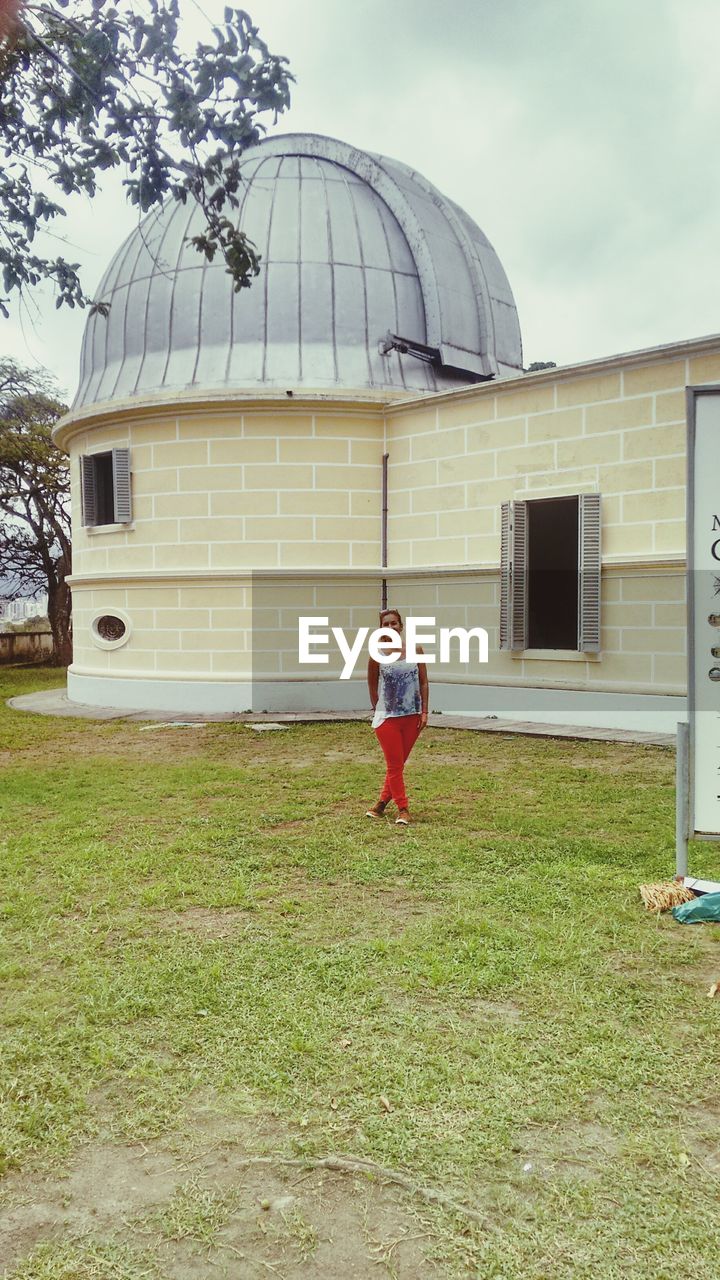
[2, 0, 719, 389]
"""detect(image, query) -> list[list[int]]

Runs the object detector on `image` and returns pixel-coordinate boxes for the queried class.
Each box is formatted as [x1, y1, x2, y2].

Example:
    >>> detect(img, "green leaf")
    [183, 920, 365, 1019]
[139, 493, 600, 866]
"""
[0, 0, 292, 315]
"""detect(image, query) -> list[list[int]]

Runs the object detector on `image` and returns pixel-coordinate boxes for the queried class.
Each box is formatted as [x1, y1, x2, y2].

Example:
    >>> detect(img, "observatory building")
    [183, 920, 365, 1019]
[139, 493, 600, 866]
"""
[53, 132, 720, 729]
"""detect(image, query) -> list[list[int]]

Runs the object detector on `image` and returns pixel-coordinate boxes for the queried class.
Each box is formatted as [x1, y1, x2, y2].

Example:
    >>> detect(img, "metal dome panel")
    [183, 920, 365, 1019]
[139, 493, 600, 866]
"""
[73, 133, 523, 409]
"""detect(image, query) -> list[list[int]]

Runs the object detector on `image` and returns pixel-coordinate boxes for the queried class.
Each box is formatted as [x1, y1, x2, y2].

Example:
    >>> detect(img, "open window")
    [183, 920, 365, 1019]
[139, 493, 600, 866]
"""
[500, 493, 601, 652]
[80, 448, 132, 527]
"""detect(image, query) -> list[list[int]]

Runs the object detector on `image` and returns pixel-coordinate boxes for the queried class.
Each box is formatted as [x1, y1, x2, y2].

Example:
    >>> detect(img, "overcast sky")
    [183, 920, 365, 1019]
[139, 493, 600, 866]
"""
[3, 0, 720, 402]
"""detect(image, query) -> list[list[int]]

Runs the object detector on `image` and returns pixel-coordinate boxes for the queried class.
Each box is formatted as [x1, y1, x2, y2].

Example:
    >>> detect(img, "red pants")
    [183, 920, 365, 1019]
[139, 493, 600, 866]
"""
[375, 714, 421, 810]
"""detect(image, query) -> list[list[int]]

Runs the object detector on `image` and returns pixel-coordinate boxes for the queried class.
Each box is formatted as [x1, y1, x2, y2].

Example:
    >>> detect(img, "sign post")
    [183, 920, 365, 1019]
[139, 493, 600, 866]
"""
[682, 386, 720, 891]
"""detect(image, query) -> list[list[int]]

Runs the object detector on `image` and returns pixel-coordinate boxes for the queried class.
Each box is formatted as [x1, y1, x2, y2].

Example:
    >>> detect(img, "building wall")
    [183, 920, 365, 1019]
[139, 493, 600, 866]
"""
[68, 403, 384, 686]
[70, 405, 384, 577]
[385, 343, 720, 700]
[386, 357, 693, 565]
[60, 337, 720, 717]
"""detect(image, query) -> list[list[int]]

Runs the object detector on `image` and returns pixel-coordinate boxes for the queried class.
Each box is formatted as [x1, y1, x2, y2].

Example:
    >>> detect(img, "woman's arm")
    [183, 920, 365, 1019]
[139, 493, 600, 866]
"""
[367, 656, 379, 710]
[417, 646, 429, 731]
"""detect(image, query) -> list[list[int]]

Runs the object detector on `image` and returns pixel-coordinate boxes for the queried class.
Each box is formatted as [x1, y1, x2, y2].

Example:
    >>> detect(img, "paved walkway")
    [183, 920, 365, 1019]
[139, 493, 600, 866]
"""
[7, 688, 675, 746]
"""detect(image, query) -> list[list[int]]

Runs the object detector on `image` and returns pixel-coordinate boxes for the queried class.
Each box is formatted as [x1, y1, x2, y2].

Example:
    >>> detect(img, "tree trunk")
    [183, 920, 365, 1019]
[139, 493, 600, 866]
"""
[47, 559, 72, 667]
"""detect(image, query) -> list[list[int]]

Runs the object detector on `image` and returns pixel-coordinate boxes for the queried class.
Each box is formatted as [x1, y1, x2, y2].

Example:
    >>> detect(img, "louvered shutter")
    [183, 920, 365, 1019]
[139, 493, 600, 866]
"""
[511, 500, 528, 651]
[500, 502, 511, 649]
[80, 455, 97, 527]
[578, 492, 601, 652]
[112, 448, 132, 523]
[499, 500, 528, 651]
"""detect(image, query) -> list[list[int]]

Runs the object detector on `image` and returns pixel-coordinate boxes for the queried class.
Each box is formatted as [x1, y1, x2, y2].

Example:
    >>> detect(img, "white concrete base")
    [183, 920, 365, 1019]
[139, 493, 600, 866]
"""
[429, 682, 686, 735]
[67, 671, 367, 715]
[67, 670, 686, 734]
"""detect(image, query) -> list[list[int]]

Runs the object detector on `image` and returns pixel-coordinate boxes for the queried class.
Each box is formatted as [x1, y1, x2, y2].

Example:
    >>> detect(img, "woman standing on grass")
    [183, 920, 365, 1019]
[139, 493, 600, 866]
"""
[366, 608, 428, 826]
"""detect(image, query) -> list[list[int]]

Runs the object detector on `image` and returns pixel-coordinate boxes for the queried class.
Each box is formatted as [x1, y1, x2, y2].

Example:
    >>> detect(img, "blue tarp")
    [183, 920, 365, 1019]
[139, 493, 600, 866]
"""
[672, 891, 720, 924]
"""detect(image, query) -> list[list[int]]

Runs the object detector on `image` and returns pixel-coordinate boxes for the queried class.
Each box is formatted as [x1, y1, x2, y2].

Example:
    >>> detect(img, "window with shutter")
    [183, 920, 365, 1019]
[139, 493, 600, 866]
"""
[112, 448, 132, 523]
[80, 455, 97, 528]
[78, 450, 133, 527]
[499, 500, 528, 651]
[499, 502, 511, 650]
[499, 494, 601, 652]
[511, 500, 528, 651]
[578, 493, 601, 652]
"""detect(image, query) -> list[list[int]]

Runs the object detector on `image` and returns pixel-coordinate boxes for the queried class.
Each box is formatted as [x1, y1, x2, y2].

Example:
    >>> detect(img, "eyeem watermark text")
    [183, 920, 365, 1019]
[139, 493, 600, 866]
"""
[298, 617, 489, 680]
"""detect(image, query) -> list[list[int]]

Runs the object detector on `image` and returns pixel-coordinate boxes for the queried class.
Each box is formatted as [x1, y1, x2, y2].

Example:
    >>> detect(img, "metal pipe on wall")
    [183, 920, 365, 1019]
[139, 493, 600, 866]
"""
[381, 452, 389, 611]
[676, 719, 689, 878]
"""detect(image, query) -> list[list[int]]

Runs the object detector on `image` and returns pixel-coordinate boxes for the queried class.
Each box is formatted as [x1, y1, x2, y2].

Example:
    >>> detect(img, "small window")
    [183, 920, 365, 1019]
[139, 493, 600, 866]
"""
[90, 609, 132, 650]
[500, 493, 601, 652]
[80, 448, 132, 527]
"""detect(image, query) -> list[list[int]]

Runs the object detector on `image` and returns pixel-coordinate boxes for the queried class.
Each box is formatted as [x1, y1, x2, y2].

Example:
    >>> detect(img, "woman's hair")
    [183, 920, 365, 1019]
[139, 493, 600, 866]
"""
[379, 607, 402, 627]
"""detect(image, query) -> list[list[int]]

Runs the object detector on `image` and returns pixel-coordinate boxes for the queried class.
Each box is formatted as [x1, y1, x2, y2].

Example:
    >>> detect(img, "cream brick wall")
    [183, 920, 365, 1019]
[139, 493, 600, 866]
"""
[70, 406, 384, 581]
[69, 403, 385, 680]
[382, 345, 703, 696]
[378, 568, 686, 695]
[386, 349, 692, 567]
[71, 580, 253, 679]
[247, 577, 381, 681]
[63, 337, 718, 699]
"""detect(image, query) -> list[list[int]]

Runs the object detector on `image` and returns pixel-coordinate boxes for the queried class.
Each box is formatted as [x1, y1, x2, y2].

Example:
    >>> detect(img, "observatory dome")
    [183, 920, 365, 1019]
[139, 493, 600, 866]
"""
[74, 133, 523, 409]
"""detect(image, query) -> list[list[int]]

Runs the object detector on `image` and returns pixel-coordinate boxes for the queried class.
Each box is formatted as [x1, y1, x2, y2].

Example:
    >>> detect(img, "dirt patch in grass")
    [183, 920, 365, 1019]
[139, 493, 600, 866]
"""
[261, 876, 439, 939]
[507, 1119, 620, 1183]
[662, 921, 720, 963]
[670, 1099, 720, 1179]
[2, 725, 217, 769]
[685, 1136, 720, 1175]
[389, 992, 524, 1027]
[1, 1127, 446, 1278]
[142, 878, 440, 945]
[608, 921, 720, 991]
[265, 816, 321, 831]
[146, 907, 257, 939]
[463, 996, 524, 1023]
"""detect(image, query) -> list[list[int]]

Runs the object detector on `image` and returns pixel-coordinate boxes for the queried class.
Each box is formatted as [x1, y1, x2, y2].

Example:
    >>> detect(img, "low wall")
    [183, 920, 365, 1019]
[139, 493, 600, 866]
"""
[0, 631, 54, 664]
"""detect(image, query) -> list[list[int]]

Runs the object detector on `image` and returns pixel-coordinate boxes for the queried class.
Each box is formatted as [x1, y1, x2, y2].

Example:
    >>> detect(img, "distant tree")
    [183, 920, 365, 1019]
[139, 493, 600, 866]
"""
[525, 361, 558, 372]
[0, 1, 292, 317]
[0, 359, 71, 664]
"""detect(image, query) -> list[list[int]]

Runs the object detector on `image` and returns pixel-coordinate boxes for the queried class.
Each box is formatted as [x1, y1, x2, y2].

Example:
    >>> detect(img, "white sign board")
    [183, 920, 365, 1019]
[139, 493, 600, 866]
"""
[688, 388, 720, 835]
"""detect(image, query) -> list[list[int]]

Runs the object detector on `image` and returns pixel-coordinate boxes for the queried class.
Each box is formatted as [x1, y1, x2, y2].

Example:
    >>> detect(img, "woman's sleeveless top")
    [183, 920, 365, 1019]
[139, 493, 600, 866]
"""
[372, 657, 421, 729]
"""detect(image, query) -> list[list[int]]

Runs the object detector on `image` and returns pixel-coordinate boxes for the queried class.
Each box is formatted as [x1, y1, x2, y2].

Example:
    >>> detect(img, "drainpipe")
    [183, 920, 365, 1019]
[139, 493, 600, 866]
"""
[381, 452, 389, 611]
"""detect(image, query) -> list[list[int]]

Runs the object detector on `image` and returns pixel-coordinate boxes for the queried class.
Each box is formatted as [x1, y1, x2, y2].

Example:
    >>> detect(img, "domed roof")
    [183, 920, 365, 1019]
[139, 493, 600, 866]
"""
[74, 133, 523, 409]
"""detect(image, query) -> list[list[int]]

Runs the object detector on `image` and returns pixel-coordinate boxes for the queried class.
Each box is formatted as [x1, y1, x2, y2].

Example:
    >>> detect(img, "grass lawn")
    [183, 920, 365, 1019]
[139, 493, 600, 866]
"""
[1, 664, 719, 1279]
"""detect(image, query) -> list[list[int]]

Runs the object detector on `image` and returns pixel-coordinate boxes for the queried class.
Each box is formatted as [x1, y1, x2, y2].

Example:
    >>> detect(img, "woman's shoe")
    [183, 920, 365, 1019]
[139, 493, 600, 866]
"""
[395, 809, 410, 825]
[366, 800, 389, 819]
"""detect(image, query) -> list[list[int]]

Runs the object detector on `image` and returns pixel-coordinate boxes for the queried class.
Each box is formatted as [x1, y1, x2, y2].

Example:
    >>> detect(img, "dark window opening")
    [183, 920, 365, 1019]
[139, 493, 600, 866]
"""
[94, 453, 115, 525]
[96, 615, 126, 642]
[527, 496, 578, 649]
[81, 447, 132, 527]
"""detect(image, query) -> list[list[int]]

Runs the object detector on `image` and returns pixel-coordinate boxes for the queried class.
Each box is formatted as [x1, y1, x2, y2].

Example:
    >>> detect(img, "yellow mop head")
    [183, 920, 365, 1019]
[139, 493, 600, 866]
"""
[639, 880, 695, 913]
